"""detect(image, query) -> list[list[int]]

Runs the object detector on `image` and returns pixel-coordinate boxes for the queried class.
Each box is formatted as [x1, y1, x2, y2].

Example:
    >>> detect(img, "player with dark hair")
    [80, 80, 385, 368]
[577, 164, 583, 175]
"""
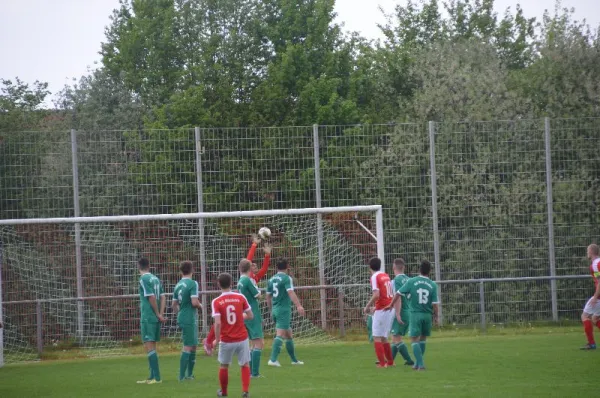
[395, 259, 439, 370]
[172, 261, 201, 381]
[390, 258, 414, 365]
[136, 258, 166, 384]
[212, 273, 253, 397]
[363, 257, 394, 368]
[266, 258, 305, 367]
[204, 235, 272, 356]
[580, 244, 600, 350]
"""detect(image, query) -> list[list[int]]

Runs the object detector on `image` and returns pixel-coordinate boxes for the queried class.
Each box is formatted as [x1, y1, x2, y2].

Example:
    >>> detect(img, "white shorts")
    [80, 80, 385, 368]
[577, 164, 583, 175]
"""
[583, 297, 600, 316]
[218, 339, 250, 366]
[372, 309, 394, 338]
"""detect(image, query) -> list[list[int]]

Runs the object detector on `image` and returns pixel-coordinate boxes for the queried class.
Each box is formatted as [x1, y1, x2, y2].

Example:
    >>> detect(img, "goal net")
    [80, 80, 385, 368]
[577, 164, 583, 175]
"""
[0, 206, 384, 365]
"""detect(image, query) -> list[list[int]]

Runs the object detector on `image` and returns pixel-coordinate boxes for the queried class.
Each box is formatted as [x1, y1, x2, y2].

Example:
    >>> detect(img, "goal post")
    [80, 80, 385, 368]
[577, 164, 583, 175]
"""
[0, 205, 384, 364]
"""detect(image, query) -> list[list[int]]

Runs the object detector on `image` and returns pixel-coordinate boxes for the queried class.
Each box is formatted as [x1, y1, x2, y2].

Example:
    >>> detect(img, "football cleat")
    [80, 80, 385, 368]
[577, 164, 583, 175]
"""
[267, 360, 281, 367]
[291, 360, 304, 365]
[136, 379, 152, 384]
[217, 389, 228, 397]
[580, 343, 596, 350]
[146, 379, 162, 384]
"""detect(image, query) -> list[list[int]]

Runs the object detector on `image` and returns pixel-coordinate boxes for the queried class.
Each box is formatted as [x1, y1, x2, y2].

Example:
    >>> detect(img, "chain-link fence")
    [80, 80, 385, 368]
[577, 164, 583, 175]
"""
[1, 118, 599, 362]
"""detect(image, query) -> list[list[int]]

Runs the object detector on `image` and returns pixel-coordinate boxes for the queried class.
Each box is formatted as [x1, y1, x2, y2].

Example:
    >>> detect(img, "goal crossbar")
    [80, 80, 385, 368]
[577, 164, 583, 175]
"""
[0, 205, 382, 225]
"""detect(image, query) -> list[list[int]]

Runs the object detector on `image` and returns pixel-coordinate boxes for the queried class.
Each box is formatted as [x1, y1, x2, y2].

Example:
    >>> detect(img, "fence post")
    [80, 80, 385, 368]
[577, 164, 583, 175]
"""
[338, 290, 345, 338]
[428, 121, 443, 325]
[70, 129, 84, 340]
[544, 118, 558, 322]
[194, 127, 208, 334]
[479, 281, 486, 332]
[313, 124, 327, 331]
[36, 300, 43, 356]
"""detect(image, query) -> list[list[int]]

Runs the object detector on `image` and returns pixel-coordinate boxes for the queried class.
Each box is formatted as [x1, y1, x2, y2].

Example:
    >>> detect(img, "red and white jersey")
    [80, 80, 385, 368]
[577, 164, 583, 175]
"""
[370, 271, 393, 310]
[591, 258, 600, 288]
[211, 291, 251, 343]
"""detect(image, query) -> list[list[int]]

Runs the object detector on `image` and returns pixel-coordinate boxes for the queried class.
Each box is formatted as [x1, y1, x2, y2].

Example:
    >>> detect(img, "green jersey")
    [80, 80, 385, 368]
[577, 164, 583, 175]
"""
[267, 272, 294, 311]
[393, 274, 411, 312]
[139, 272, 164, 323]
[237, 275, 261, 314]
[399, 275, 439, 314]
[173, 277, 199, 325]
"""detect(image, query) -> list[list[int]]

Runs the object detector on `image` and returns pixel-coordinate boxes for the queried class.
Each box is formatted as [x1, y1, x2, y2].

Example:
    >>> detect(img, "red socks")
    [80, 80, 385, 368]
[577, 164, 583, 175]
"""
[383, 343, 394, 366]
[219, 368, 228, 395]
[583, 319, 595, 345]
[374, 342, 386, 365]
[207, 325, 216, 345]
[241, 365, 251, 393]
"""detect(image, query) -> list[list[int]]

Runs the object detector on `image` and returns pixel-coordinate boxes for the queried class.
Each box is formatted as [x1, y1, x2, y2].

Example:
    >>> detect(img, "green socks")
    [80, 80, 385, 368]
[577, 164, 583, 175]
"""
[398, 343, 413, 364]
[411, 343, 424, 368]
[188, 351, 196, 377]
[285, 339, 298, 363]
[420, 341, 426, 356]
[148, 350, 161, 381]
[251, 349, 262, 376]
[270, 337, 284, 362]
[179, 351, 191, 380]
[391, 343, 399, 360]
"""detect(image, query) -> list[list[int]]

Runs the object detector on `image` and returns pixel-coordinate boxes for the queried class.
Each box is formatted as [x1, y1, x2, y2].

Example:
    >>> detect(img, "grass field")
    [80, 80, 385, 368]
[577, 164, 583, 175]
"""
[0, 327, 597, 397]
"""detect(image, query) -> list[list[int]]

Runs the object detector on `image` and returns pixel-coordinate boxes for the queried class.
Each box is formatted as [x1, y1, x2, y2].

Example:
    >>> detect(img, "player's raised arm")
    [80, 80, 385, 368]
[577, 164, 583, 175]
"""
[253, 243, 272, 282]
[246, 234, 261, 262]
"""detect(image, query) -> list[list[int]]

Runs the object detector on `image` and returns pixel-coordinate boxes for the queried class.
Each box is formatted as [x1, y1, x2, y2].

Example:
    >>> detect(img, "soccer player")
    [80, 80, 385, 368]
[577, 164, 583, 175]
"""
[363, 257, 394, 368]
[396, 259, 439, 370]
[136, 258, 166, 384]
[266, 258, 305, 367]
[172, 260, 202, 381]
[212, 273, 253, 398]
[390, 258, 414, 365]
[203, 236, 271, 356]
[237, 258, 265, 377]
[580, 243, 600, 350]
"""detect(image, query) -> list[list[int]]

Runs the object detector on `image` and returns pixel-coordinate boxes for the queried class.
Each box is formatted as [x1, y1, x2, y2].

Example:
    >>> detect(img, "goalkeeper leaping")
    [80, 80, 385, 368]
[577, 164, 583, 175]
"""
[203, 234, 272, 356]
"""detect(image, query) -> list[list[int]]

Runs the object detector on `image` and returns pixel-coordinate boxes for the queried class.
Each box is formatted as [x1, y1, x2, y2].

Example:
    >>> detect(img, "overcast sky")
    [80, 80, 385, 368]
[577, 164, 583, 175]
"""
[1, 0, 598, 105]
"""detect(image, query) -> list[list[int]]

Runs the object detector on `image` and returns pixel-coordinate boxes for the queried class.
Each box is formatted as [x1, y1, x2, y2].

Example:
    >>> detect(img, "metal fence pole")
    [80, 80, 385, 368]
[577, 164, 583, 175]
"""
[70, 129, 84, 340]
[544, 118, 558, 322]
[313, 124, 327, 331]
[428, 121, 443, 325]
[479, 281, 486, 332]
[194, 127, 208, 334]
[36, 300, 43, 356]
[338, 290, 345, 337]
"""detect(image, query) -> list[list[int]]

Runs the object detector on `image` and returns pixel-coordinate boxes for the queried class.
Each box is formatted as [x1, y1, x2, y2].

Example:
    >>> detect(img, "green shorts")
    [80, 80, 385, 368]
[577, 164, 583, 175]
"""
[408, 312, 433, 337]
[272, 310, 291, 330]
[245, 316, 264, 340]
[141, 321, 161, 343]
[391, 311, 410, 336]
[179, 323, 198, 347]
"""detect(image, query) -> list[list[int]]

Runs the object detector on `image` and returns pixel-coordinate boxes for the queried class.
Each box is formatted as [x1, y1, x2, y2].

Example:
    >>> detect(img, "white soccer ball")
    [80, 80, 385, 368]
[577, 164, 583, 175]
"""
[258, 227, 271, 239]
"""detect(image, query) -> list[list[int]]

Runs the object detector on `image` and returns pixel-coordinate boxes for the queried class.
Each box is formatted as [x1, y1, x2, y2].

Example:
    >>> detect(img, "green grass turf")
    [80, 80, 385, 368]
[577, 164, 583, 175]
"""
[0, 328, 596, 397]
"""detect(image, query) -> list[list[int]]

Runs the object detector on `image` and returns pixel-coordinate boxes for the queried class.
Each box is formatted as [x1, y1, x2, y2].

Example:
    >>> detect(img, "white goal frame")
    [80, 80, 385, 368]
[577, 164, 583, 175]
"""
[0, 205, 384, 366]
